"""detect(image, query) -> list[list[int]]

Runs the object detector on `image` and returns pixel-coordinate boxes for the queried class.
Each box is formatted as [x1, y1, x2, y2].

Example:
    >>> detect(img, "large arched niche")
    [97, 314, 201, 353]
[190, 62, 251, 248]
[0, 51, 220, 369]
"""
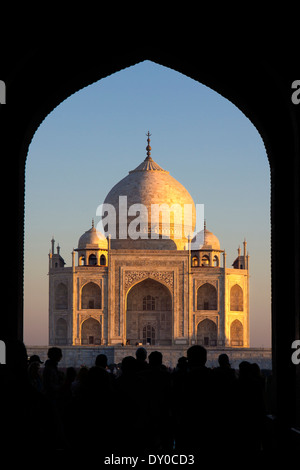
[126, 277, 172, 346]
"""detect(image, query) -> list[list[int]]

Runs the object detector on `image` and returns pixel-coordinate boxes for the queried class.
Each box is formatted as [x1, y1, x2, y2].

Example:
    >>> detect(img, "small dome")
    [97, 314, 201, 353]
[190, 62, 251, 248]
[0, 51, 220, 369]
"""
[191, 224, 220, 250]
[78, 222, 108, 250]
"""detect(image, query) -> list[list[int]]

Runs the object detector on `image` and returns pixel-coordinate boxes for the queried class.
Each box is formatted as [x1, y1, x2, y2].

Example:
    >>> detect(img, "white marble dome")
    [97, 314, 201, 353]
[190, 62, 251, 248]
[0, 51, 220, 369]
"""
[103, 138, 196, 250]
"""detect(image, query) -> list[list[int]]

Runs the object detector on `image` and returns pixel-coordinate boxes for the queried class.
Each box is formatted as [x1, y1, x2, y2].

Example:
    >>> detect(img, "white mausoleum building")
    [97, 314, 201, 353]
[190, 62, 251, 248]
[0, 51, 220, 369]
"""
[48, 135, 250, 349]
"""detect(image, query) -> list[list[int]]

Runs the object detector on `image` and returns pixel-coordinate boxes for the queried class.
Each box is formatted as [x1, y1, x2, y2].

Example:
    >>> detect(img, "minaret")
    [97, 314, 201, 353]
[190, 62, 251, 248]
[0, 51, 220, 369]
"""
[243, 238, 247, 270]
[51, 236, 55, 254]
[72, 249, 76, 272]
[49, 236, 65, 269]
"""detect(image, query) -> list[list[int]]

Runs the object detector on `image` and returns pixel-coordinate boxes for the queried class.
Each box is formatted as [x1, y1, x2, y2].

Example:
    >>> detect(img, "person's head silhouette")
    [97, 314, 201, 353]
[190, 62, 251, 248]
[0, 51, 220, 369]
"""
[187, 345, 207, 368]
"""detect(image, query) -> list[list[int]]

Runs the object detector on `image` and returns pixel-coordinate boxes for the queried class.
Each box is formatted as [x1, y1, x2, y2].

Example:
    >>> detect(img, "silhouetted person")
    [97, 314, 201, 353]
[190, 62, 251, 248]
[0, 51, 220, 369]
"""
[175, 345, 214, 453]
[213, 353, 237, 385]
[28, 354, 44, 366]
[135, 346, 149, 371]
[212, 353, 238, 449]
[59, 366, 76, 403]
[75, 363, 117, 453]
[2, 340, 49, 450]
[95, 352, 116, 388]
[171, 356, 188, 446]
[171, 356, 188, 394]
[43, 347, 63, 403]
[237, 361, 266, 451]
[95, 353, 108, 369]
[57, 367, 77, 447]
[71, 366, 89, 400]
[28, 360, 43, 393]
[140, 351, 173, 452]
[42, 347, 65, 447]
[114, 356, 146, 453]
[176, 355, 188, 371]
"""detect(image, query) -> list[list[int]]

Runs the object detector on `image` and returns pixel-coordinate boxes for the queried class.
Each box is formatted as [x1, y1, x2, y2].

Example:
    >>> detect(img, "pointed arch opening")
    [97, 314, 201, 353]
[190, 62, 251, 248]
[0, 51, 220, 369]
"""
[81, 282, 101, 309]
[55, 317, 68, 345]
[230, 284, 243, 311]
[230, 319, 244, 346]
[81, 317, 102, 345]
[100, 254, 106, 266]
[55, 283, 68, 309]
[197, 283, 217, 310]
[126, 278, 172, 346]
[197, 318, 217, 347]
[88, 254, 97, 266]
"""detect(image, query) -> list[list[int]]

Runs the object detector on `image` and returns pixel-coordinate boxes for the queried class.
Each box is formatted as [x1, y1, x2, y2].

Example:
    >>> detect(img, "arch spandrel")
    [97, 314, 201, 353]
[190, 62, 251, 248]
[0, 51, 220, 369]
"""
[124, 270, 174, 295]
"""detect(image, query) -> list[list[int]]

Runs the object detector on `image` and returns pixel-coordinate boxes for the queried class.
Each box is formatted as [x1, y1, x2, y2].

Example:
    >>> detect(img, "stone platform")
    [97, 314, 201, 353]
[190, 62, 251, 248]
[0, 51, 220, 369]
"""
[26, 344, 272, 370]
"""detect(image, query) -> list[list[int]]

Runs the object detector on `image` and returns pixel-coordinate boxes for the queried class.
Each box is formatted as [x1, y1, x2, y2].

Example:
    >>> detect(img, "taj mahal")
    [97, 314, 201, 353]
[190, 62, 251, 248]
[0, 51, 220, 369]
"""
[48, 133, 250, 357]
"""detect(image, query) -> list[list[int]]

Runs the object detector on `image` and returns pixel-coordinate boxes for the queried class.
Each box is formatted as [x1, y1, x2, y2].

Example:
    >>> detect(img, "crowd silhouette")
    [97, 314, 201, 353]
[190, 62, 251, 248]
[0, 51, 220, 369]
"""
[0, 340, 268, 455]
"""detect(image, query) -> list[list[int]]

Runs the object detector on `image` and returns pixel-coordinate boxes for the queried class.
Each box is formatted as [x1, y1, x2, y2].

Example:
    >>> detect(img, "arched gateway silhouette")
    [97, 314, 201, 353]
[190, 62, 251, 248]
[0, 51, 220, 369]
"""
[3, 36, 300, 448]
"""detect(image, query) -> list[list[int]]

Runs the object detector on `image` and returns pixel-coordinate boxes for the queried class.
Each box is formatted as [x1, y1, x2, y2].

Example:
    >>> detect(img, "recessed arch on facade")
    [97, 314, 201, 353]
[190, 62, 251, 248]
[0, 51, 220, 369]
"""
[201, 255, 210, 266]
[88, 254, 97, 266]
[230, 319, 244, 346]
[79, 255, 85, 266]
[126, 277, 172, 346]
[197, 283, 217, 310]
[196, 318, 217, 347]
[100, 254, 106, 266]
[192, 256, 199, 267]
[81, 281, 101, 309]
[81, 317, 102, 345]
[55, 317, 68, 345]
[55, 282, 68, 309]
[230, 284, 243, 311]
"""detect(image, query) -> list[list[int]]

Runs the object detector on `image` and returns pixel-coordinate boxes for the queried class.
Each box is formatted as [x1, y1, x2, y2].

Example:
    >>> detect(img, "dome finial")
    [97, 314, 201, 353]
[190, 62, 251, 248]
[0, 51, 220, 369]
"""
[92, 218, 94, 228]
[146, 131, 152, 160]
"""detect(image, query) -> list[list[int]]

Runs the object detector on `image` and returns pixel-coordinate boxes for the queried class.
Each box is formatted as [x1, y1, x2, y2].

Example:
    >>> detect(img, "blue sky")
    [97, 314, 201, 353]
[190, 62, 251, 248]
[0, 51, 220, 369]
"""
[24, 60, 271, 347]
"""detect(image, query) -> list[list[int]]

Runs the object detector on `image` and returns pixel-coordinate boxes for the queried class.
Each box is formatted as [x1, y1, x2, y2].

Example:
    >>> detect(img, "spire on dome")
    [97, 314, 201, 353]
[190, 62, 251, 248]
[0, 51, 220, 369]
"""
[203, 219, 207, 244]
[129, 132, 168, 173]
[146, 131, 152, 160]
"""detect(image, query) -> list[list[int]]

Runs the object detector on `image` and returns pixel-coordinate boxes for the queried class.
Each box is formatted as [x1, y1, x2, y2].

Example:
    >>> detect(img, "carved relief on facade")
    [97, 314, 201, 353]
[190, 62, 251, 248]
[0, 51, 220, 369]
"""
[79, 277, 102, 289]
[124, 270, 174, 292]
[196, 278, 218, 290]
[79, 312, 102, 323]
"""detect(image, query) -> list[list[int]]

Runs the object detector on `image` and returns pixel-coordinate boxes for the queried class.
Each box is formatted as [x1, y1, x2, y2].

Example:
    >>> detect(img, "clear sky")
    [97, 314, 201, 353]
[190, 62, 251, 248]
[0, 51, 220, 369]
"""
[24, 60, 271, 347]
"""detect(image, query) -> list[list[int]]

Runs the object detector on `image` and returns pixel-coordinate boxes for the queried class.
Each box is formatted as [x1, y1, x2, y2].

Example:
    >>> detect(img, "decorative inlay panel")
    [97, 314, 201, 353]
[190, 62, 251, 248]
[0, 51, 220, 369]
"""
[124, 270, 174, 291]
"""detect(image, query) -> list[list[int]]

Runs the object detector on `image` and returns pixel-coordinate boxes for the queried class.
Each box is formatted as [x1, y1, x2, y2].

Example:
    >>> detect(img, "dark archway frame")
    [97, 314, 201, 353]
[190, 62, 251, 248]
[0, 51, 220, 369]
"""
[1, 38, 300, 445]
